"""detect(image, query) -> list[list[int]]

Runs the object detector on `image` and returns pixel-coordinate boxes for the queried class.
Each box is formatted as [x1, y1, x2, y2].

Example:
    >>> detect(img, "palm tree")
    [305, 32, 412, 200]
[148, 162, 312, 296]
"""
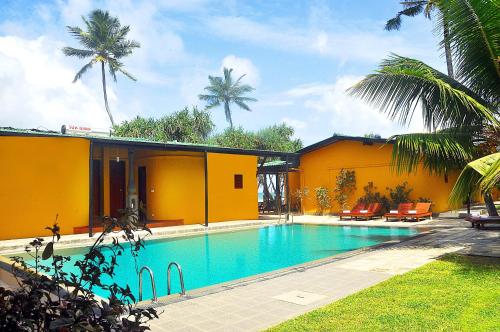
[198, 67, 257, 128]
[385, 0, 455, 78]
[349, 0, 499, 215]
[63, 9, 140, 127]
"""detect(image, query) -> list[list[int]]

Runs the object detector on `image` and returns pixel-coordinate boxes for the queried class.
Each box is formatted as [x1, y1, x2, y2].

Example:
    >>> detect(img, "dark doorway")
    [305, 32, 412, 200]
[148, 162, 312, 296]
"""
[92, 160, 102, 217]
[138, 166, 147, 221]
[109, 160, 126, 218]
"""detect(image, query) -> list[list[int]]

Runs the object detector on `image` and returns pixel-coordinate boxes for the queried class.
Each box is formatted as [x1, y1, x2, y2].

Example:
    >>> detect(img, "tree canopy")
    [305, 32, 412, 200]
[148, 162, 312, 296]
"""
[113, 109, 302, 152]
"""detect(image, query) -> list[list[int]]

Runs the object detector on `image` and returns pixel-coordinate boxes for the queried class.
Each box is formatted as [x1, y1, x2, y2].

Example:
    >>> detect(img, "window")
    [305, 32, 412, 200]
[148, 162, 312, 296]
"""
[234, 174, 243, 189]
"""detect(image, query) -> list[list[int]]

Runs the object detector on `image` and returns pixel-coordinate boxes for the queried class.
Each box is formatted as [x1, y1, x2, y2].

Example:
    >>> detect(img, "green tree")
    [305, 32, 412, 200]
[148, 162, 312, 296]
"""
[385, 0, 455, 78]
[198, 67, 257, 128]
[209, 123, 303, 152]
[334, 169, 356, 209]
[363, 133, 382, 139]
[114, 106, 214, 143]
[349, 0, 499, 215]
[63, 9, 140, 127]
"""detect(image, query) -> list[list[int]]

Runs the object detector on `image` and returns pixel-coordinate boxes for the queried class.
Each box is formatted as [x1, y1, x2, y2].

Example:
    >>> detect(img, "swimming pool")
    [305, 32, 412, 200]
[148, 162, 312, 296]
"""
[30, 224, 418, 300]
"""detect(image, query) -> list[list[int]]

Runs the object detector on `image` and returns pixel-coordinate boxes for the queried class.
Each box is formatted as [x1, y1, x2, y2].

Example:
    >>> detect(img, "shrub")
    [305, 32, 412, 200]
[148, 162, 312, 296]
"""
[416, 197, 432, 203]
[315, 187, 331, 215]
[357, 182, 390, 211]
[334, 169, 356, 209]
[387, 182, 413, 208]
[292, 187, 309, 212]
[0, 210, 158, 331]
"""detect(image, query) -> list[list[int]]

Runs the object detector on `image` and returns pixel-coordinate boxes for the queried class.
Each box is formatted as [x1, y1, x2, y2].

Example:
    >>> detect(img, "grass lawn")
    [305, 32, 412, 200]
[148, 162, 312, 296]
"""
[268, 254, 499, 331]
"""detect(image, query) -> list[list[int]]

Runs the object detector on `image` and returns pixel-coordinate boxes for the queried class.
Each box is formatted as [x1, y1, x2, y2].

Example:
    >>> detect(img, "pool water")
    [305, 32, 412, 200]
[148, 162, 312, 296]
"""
[30, 224, 418, 300]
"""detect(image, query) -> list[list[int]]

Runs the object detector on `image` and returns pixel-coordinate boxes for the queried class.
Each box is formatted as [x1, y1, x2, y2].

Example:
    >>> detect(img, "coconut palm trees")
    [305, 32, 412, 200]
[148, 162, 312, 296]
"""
[385, 0, 455, 78]
[349, 0, 499, 214]
[199, 67, 257, 128]
[63, 9, 140, 127]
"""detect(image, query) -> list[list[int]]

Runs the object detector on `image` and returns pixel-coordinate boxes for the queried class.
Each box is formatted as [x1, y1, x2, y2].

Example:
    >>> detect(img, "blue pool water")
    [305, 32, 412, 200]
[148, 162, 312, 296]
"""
[30, 224, 418, 300]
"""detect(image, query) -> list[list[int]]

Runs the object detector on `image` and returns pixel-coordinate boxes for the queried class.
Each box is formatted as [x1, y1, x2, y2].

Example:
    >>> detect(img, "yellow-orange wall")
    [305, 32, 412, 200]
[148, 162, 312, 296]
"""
[0, 137, 90, 240]
[298, 141, 458, 214]
[138, 154, 205, 224]
[207, 153, 259, 222]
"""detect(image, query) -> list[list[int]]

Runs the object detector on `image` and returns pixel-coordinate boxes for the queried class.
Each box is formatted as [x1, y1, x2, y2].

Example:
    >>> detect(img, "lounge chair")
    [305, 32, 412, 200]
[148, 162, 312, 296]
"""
[384, 203, 413, 222]
[339, 203, 365, 220]
[466, 215, 500, 229]
[401, 202, 432, 222]
[351, 203, 383, 220]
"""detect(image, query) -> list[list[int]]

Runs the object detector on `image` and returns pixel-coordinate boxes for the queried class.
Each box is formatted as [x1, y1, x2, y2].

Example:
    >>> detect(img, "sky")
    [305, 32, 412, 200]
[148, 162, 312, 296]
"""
[0, 0, 448, 145]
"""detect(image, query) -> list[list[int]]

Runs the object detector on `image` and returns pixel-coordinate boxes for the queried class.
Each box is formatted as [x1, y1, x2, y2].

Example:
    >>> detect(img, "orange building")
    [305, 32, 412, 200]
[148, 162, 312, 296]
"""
[0, 128, 292, 240]
[290, 135, 459, 215]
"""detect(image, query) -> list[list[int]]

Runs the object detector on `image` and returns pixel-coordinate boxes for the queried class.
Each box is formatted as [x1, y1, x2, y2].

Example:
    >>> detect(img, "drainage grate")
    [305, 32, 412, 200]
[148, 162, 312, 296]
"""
[272, 290, 326, 305]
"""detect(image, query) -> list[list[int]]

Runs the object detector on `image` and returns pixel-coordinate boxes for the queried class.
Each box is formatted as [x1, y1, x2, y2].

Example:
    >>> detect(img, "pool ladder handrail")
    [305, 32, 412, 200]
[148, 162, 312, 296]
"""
[167, 262, 186, 296]
[138, 266, 158, 303]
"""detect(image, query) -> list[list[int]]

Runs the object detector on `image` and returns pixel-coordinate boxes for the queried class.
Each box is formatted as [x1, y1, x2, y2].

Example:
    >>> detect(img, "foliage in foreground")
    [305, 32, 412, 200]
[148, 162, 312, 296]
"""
[268, 254, 500, 332]
[0, 211, 158, 331]
[349, 0, 499, 209]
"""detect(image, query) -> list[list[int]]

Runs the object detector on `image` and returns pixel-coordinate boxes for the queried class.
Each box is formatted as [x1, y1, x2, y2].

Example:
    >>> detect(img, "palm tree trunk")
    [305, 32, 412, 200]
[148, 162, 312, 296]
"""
[484, 192, 498, 216]
[443, 21, 454, 78]
[101, 61, 116, 127]
[224, 101, 233, 128]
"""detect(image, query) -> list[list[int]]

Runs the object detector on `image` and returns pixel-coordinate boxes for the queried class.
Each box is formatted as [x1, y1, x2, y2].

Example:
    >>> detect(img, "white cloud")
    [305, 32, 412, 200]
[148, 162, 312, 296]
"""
[283, 75, 425, 142]
[221, 55, 260, 86]
[0, 35, 122, 130]
[282, 117, 307, 129]
[206, 16, 431, 63]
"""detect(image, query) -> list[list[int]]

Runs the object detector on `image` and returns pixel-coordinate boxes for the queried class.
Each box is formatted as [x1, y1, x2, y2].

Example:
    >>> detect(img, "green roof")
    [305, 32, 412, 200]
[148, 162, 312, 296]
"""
[0, 127, 297, 157]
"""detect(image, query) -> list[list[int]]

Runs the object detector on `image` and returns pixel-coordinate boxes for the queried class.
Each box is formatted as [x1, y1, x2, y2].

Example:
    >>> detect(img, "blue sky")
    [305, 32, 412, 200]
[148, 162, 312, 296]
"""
[0, 0, 446, 145]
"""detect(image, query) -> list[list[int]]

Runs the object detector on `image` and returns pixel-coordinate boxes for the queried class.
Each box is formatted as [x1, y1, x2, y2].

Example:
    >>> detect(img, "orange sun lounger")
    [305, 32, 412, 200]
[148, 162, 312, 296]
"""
[351, 203, 383, 220]
[401, 202, 432, 222]
[339, 203, 365, 220]
[384, 203, 413, 221]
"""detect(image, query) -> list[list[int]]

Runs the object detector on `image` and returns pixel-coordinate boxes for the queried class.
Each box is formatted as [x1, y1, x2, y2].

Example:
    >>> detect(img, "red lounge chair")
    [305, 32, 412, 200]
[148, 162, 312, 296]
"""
[352, 203, 383, 220]
[384, 203, 413, 221]
[339, 203, 365, 220]
[401, 202, 432, 222]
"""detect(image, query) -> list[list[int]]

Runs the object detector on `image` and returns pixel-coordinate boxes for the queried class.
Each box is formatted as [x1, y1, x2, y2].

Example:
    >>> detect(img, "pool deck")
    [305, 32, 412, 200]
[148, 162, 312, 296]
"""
[0, 216, 498, 331]
[144, 217, 499, 332]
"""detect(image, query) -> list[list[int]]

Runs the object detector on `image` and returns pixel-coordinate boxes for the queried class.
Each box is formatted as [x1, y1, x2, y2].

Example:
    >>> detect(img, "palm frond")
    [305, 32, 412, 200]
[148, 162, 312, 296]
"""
[438, 0, 500, 103]
[390, 128, 475, 175]
[348, 55, 497, 130]
[72, 60, 96, 82]
[233, 99, 252, 112]
[62, 47, 94, 58]
[449, 152, 500, 206]
[385, 1, 428, 31]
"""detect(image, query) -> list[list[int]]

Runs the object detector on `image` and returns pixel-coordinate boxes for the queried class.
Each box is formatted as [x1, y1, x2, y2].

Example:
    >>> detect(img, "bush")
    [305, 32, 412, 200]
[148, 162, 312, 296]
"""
[0, 210, 158, 331]
[292, 187, 309, 212]
[387, 182, 413, 208]
[334, 169, 356, 209]
[315, 187, 331, 215]
[357, 182, 390, 212]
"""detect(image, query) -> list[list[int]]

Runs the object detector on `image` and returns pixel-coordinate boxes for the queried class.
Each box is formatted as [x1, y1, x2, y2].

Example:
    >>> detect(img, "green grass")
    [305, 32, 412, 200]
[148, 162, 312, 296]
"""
[268, 255, 500, 332]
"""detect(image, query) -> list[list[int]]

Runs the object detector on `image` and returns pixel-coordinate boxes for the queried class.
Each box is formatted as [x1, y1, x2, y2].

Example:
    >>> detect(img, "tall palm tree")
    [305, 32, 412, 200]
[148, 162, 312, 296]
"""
[349, 0, 499, 215]
[385, 0, 455, 78]
[198, 67, 257, 128]
[63, 9, 140, 127]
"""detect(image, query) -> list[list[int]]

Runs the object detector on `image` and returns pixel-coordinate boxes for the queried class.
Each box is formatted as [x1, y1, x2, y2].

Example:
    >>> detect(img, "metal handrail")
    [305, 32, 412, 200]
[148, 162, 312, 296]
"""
[138, 266, 158, 302]
[167, 262, 186, 296]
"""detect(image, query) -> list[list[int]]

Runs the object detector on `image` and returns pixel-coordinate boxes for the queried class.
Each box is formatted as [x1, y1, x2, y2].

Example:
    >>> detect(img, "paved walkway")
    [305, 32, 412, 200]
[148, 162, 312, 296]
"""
[147, 222, 499, 331]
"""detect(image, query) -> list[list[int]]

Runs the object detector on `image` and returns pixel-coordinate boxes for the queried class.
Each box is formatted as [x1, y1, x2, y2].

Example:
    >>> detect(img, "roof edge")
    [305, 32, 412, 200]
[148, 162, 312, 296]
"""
[298, 135, 394, 155]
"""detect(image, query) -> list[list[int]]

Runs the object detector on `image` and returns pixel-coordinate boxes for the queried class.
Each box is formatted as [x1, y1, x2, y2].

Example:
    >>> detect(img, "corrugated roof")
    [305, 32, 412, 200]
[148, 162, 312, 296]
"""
[0, 127, 298, 157]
